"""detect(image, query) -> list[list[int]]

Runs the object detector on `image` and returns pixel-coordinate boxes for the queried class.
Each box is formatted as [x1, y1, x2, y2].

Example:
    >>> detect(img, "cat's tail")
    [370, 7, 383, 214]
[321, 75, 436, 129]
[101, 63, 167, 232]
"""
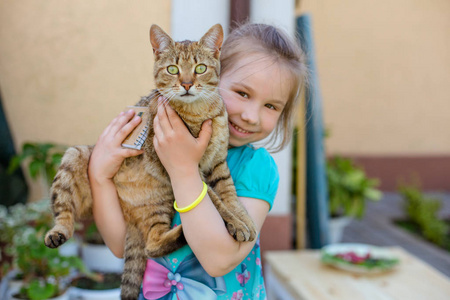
[120, 225, 147, 300]
[44, 145, 94, 248]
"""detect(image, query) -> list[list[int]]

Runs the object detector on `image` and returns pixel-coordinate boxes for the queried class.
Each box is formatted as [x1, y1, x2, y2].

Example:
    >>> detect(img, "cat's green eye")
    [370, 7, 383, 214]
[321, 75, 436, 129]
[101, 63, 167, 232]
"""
[167, 65, 179, 75]
[195, 64, 207, 74]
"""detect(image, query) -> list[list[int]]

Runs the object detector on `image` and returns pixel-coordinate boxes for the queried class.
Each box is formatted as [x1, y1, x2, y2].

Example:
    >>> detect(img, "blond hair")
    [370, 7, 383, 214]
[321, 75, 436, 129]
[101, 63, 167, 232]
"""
[220, 23, 308, 152]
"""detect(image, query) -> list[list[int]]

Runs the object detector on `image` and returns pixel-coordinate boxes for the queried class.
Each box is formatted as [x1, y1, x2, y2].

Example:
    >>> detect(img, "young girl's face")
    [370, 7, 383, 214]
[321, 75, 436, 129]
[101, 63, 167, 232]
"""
[219, 55, 292, 147]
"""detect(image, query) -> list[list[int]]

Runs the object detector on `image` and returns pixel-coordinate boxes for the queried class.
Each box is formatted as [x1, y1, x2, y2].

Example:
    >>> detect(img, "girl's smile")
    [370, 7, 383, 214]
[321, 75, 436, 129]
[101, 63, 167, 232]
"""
[229, 120, 256, 135]
[219, 55, 292, 147]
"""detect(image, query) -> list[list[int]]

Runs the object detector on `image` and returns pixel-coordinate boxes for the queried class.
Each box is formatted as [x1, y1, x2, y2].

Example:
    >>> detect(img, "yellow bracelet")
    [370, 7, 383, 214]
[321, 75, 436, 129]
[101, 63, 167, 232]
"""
[173, 181, 208, 213]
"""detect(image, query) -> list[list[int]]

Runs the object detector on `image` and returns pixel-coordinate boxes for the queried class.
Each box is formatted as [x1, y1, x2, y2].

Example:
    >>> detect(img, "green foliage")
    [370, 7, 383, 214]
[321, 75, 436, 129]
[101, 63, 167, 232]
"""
[399, 185, 449, 247]
[1, 199, 54, 279]
[14, 227, 88, 299]
[8, 142, 66, 187]
[1, 199, 90, 299]
[327, 157, 383, 218]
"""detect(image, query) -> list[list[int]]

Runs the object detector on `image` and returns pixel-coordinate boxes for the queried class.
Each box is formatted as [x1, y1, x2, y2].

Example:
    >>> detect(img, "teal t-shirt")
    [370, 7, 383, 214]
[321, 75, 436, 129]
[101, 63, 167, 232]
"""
[139, 145, 279, 300]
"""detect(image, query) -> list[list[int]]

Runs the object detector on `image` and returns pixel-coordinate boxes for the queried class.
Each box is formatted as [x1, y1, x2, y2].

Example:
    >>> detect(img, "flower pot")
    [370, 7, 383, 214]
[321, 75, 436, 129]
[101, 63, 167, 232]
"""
[58, 238, 80, 257]
[329, 216, 352, 244]
[7, 278, 23, 297]
[81, 244, 124, 273]
[69, 287, 121, 300]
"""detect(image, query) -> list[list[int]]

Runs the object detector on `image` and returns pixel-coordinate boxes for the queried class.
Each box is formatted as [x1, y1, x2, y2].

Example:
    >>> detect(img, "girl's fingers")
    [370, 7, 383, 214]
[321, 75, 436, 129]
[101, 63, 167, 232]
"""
[198, 119, 213, 148]
[100, 111, 124, 138]
[157, 98, 172, 134]
[108, 110, 136, 137]
[153, 115, 162, 140]
[165, 103, 184, 127]
[115, 114, 142, 141]
[121, 148, 144, 158]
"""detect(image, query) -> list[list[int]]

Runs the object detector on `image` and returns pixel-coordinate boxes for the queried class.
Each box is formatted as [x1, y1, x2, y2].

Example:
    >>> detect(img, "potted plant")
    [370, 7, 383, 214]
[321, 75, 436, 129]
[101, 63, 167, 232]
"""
[11, 226, 88, 300]
[326, 156, 383, 243]
[0, 199, 89, 300]
[396, 184, 449, 251]
[69, 272, 122, 299]
[1, 205, 16, 279]
[1, 199, 54, 293]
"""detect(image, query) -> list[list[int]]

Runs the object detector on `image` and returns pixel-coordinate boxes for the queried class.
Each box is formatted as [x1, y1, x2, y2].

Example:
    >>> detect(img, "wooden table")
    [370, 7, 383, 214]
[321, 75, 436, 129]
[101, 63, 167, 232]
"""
[264, 247, 450, 300]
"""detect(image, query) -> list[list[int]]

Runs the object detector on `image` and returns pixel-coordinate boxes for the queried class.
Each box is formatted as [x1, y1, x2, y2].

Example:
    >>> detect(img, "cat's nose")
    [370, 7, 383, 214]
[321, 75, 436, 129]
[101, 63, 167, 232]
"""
[181, 82, 193, 91]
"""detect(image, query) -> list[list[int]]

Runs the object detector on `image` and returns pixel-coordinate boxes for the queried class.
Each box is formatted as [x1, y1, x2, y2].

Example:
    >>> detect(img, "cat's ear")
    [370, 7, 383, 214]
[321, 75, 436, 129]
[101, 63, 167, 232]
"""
[150, 25, 174, 57]
[199, 24, 223, 59]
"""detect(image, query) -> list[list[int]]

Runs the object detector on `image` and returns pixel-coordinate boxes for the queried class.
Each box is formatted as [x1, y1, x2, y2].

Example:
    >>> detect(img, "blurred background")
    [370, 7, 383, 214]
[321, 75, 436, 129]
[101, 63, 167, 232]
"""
[0, 0, 449, 297]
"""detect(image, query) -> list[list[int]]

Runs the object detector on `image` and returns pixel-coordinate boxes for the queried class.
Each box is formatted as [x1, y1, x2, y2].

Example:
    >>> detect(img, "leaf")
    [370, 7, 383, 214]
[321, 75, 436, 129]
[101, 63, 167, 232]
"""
[28, 160, 44, 179]
[27, 280, 56, 300]
[38, 143, 55, 159]
[364, 188, 383, 201]
[7, 155, 22, 174]
[22, 143, 38, 156]
[51, 153, 63, 166]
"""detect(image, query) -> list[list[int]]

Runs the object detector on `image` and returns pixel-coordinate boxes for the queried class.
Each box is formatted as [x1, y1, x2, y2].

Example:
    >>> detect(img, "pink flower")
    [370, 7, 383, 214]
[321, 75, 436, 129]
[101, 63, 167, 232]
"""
[231, 290, 244, 300]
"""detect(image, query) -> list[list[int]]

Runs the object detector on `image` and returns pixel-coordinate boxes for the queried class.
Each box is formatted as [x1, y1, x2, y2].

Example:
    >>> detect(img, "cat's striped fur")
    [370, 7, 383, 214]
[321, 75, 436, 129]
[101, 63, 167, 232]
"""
[44, 24, 257, 300]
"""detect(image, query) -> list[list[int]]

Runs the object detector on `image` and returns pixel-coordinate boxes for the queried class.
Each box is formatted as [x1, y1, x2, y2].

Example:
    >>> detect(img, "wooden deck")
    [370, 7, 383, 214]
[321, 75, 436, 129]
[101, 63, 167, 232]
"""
[341, 192, 450, 277]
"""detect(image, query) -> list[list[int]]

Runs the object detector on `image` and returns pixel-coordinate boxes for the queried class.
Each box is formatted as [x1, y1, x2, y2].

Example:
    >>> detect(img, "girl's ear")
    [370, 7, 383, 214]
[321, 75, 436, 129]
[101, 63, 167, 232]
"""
[150, 24, 174, 57]
[199, 24, 223, 59]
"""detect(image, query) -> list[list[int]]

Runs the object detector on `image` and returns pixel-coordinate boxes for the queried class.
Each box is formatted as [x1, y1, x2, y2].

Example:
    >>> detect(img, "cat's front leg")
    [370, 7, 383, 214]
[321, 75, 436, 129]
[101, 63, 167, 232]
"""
[207, 186, 257, 242]
[206, 162, 257, 242]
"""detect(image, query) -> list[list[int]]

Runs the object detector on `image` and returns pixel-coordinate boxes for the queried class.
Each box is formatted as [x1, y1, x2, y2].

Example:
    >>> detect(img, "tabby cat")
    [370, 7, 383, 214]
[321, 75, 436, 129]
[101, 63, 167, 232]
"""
[44, 24, 257, 299]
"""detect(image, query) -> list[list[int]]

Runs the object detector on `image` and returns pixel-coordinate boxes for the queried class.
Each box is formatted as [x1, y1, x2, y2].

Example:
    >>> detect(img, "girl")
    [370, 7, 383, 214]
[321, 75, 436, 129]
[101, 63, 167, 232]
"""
[89, 23, 307, 299]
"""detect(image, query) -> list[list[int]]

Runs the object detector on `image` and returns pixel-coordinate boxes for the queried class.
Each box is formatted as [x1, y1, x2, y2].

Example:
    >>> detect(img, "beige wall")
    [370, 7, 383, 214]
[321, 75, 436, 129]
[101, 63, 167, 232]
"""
[298, 0, 450, 156]
[0, 1, 171, 200]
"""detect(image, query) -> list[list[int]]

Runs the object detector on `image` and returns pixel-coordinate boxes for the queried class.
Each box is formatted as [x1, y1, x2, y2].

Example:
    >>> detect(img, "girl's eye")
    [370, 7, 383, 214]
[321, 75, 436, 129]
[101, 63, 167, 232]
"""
[265, 104, 276, 110]
[237, 91, 249, 98]
[195, 64, 207, 74]
[167, 65, 179, 75]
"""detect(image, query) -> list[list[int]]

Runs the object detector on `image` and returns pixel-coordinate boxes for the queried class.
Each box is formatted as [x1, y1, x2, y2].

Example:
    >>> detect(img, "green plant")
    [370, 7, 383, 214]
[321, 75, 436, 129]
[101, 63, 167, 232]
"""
[326, 157, 383, 218]
[8, 142, 67, 187]
[1, 199, 92, 299]
[0, 205, 15, 278]
[398, 185, 449, 248]
[0, 200, 51, 279]
[14, 226, 89, 300]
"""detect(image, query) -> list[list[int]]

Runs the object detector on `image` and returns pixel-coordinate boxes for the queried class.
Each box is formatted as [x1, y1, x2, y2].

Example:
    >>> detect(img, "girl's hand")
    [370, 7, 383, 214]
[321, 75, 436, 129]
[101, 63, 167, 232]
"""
[153, 98, 213, 180]
[89, 110, 144, 184]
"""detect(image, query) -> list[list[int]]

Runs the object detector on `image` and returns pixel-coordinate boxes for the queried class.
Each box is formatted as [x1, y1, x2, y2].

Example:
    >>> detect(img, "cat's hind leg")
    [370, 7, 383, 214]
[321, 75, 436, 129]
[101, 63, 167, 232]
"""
[144, 222, 186, 258]
[125, 192, 186, 258]
[44, 145, 94, 248]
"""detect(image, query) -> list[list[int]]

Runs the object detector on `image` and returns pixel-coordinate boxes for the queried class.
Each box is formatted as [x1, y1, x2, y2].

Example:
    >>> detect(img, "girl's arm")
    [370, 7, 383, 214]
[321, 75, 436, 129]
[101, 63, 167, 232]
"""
[89, 110, 143, 258]
[153, 101, 270, 277]
[172, 177, 269, 277]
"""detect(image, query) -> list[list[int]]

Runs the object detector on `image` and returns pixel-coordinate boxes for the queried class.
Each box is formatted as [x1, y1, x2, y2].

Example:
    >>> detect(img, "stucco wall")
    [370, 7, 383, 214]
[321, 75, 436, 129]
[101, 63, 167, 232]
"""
[298, 0, 450, 156]
[0, 1, 171, 200]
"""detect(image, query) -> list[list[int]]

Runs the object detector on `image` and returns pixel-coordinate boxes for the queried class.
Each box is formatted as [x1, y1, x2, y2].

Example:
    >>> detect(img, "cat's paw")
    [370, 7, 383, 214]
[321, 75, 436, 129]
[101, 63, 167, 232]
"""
[226, 219, 257, 242]
[44, 231, 67, 248]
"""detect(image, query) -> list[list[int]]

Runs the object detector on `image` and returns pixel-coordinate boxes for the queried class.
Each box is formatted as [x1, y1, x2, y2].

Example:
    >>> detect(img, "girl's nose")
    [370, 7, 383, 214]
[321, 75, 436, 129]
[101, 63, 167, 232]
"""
[241, 106, 260, 125]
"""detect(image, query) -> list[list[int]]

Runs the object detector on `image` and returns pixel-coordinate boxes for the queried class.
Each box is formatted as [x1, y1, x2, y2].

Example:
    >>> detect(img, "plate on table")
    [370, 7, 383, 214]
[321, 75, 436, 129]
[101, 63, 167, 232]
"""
[321, 243, 400, 274]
